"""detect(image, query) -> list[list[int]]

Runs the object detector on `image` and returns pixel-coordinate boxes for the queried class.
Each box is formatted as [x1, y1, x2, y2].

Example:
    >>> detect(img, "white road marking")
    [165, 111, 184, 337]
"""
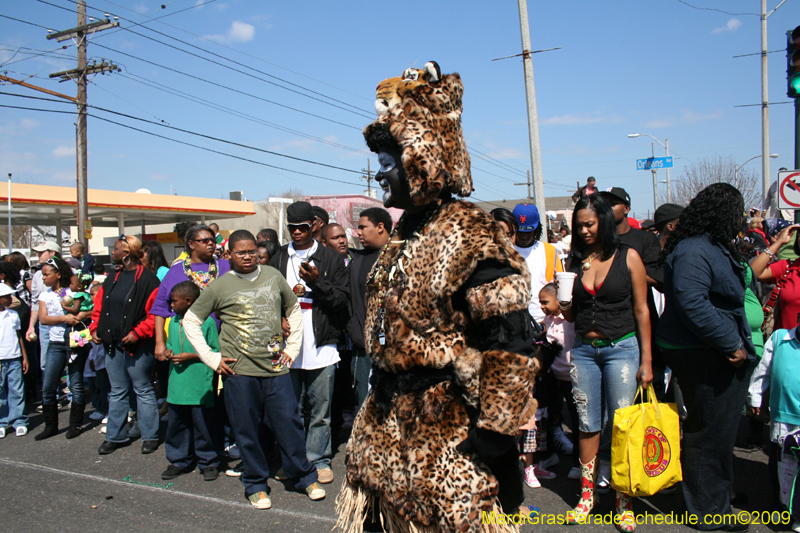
[0, 457, 337, 524]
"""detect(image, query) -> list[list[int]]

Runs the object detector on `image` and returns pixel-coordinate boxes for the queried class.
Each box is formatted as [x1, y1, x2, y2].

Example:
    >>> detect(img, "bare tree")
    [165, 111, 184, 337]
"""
[666, 155, 760, 209]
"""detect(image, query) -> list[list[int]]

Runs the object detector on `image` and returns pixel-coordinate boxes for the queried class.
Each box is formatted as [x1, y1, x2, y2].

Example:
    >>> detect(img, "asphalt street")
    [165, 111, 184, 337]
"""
[0, 405, 787, 533]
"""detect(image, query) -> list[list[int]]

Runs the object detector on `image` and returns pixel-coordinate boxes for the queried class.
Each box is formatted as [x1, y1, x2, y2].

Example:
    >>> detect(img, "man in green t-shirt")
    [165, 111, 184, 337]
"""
[183, 230, 325, 510]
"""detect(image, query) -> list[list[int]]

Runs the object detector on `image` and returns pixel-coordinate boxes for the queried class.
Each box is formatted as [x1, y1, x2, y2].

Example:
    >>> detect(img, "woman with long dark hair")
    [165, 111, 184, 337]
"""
[490, 207, 519, 245]
[34, 257, 83, 440]
[90, 235, 161, 455]
[560, 194, 652, 531]
[656, 183, 754, 529]
[142, 241, 170, 282]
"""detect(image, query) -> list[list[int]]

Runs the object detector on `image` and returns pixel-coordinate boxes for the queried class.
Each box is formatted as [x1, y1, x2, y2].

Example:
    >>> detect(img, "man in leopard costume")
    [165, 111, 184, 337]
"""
[335, 61, 543, 533]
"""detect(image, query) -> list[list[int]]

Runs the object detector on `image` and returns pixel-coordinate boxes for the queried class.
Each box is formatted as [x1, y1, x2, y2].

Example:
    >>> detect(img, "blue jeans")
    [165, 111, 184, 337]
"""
[290, 364, 335, 469]
[0, 358, 28, 429]
[105, 342, 159, 443]
[569, 335, 640, 434]
[223, 373, 317, 496]
[166, 404, 219, 470]
[41, 342, 86, 405]
[38, 324, 49, 375]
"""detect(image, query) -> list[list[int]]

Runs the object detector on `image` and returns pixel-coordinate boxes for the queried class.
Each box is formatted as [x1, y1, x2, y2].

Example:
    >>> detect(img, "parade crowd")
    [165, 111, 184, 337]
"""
[0, 177, 797, 532]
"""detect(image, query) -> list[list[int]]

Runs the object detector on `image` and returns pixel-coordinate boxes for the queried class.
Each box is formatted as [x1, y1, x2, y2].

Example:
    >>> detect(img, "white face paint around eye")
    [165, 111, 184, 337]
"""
[378, 152, 396, 173]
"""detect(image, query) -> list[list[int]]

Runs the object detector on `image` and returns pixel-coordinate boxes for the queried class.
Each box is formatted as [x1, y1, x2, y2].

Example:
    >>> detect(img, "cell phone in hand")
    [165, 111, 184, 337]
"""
[301, 261, 311, 269]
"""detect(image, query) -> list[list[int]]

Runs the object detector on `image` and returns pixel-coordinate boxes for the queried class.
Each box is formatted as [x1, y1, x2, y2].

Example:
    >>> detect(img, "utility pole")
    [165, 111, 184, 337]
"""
[361, 160, 373, 197]
[665, 139, 672, 204]
[517, 0, 546, 231]
[513, 170, 533, 200]
[650, 142, 658, 212]
[47, 1, 118, 249]
[761, 0, 771, 204]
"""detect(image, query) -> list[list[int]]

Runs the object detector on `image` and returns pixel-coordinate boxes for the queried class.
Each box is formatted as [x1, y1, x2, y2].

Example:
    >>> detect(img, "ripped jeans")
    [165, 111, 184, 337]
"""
[569, 335, 640, 434]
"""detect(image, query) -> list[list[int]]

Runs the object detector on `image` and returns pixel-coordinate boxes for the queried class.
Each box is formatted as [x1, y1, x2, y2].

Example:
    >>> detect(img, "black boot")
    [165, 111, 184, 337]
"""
[34, 403, 59, 441]
[66, 402, 85, 439]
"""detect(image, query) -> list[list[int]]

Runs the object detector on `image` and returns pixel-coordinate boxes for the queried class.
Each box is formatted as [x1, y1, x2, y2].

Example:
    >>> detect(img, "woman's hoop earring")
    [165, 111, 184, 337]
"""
[122, 256, 130, 266]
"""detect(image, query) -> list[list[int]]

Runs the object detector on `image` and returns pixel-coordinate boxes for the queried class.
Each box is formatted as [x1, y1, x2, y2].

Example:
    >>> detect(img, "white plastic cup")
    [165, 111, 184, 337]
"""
[555, 272, 577, 302]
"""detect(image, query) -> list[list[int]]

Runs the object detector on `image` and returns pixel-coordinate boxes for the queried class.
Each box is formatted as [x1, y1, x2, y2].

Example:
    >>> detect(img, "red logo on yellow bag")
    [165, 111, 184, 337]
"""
[642, 426, 671, 477]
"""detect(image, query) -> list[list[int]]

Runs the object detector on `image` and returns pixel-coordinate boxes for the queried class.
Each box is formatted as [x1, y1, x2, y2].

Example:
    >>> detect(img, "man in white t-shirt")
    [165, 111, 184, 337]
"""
[270, 201, 350, 486]
[512, 204, 562, 323]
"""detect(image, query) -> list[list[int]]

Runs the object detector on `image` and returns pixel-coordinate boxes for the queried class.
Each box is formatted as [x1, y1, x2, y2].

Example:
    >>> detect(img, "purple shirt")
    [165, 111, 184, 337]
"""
[151, 259, 231, 320]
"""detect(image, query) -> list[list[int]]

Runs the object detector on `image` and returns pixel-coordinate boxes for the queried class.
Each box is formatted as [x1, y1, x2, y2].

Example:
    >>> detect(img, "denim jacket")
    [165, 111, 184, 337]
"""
[656, 234, 756, 358]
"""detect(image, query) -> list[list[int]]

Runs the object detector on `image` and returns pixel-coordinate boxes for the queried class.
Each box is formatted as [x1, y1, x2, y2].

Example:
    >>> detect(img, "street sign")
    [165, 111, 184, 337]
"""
[778, 170, 800, 209]
[636, 157, 673, 170]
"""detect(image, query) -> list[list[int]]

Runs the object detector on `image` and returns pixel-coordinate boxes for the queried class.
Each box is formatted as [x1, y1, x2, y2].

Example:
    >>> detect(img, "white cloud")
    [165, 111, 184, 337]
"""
[541, 113, 624, 126]
[712, 18, 742, 34]
[204, 21, 255, 44]
[52, 145, 74, 158]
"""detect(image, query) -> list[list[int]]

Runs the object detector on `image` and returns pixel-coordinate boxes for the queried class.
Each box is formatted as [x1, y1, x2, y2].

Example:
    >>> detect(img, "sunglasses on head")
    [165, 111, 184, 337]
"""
[288, 223, 312, 232]
[44, 258, 59, 268]
[119, 234, 127, 242]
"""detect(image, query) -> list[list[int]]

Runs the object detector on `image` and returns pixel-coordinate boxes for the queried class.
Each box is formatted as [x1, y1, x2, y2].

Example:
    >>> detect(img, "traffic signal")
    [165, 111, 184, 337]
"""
[789, 26, 800, 98]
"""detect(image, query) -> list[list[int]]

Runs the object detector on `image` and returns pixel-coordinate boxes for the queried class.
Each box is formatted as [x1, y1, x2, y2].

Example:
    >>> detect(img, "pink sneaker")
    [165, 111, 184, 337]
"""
[524, 465, 541, 488]
[532, 463, 557, 480]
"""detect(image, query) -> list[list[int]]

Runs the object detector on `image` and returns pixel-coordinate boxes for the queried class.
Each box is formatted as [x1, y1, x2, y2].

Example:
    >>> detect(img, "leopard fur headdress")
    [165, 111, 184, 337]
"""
[363, 61, 472, 206]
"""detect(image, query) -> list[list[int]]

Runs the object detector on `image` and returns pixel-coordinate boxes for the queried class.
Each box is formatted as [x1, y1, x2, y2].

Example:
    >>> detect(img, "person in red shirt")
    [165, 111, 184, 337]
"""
[752, 224, 800, 330]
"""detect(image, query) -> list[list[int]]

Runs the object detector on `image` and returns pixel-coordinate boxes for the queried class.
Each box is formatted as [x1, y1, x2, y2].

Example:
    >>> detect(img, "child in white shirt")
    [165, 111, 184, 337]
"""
[0, 284, 29, 438]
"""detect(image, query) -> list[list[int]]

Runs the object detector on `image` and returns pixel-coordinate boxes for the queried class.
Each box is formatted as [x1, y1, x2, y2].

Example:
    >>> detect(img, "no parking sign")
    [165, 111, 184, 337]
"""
[778, 170, 800, 210]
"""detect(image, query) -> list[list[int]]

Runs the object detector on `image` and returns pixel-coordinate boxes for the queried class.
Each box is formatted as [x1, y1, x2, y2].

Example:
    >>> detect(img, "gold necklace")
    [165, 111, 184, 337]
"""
[581, 252, 600, 271]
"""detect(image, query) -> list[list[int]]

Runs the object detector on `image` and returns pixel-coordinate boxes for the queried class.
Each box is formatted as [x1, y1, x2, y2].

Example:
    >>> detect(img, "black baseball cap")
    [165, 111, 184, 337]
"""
[312, 206, 329, 225]
[654, 203, 684, 229]
[600, 187, 631, 206]
[641, 219, 656, 231]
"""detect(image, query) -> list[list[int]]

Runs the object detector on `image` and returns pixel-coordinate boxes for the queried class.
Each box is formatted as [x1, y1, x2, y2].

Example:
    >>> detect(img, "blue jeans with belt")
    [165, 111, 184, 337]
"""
[41, 341, 86, 405]
[569, 335, 640, 435]
[104, 341, 159, 443]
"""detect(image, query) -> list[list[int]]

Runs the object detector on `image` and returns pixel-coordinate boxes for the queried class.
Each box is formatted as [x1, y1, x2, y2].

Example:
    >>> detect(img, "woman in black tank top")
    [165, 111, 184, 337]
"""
[559, 194, 652, 531]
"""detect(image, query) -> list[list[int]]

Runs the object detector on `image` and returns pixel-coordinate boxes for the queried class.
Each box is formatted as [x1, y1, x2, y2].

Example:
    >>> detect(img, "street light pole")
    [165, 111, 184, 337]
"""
[736, 153, 778, 181]
[650, 142, 658, 212]
[665, 139, 671, 203]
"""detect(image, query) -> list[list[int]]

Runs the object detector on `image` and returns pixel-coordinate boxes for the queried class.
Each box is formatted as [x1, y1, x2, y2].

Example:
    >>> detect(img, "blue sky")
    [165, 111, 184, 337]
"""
[1, 0, 798, 217]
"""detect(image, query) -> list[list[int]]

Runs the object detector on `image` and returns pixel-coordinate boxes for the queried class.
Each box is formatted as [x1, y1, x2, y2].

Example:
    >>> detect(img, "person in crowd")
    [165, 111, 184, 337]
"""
[572, 176, 597, 203]
[763, 169, 792, 221]
[539, 283, 578, 478]
[26, 241, 61, 382]
[321, 223, 350, 264]
[0, 262, 35, 403]
[490, 207, 518, 245]
[153, 224, 230, 362]
[347, 207, 392, 410]
[208, 223, 222, 245]
[61, 273, 94, 372]
[142, 241, 170, 282]
[34, 257, 84, 440]
[747, 217, 768, 250]
[656, 183, 755, 530]
[90, 235, 161, 455]
[86, 284, 109, 422]
[0, 283, 28, 438]
[512, 203, 563, 323]
[70, 242, 94, 276]
[6, 252, 31, 309]
[161, 281, 221, 482]
[183, 230, 325, 508]
[751, 224, 800, 331]
[653, 203, 684, 251]
[641, 219, 656, 233]
[171, 222, 198, 266]
[256, 240, 279, 266]
[560, 193, 653, 531]
[270, 201, 350, 485]
[256, 228, 279, 243]
[93, 263, 107, 286]
[311, 206, 329, 242]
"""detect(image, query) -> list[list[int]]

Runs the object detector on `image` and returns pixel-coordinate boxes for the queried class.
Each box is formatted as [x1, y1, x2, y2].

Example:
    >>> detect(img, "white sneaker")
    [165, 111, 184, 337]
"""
[0, 427, 5, 439]
[15, 426, 27, 437]
[102, 417, 108, 424]
[540, 453, 560, 470]
[568, 466, 581, 479]
[597, 459, 611, 494]
[791, 519, 800, 533]
[553, 429, 574, 455]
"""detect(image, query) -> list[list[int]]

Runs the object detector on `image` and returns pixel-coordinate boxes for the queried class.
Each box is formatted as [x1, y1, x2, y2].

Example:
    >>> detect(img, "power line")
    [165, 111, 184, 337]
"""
[674, 0, 759, 16]
[0, 13, 56, 30]
[91, 42, 361, 130]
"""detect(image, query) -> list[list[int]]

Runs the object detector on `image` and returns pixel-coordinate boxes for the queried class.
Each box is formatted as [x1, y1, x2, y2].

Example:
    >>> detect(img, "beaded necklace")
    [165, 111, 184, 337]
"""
[370, 203, 443, 345]
[183, 256, 218, 290]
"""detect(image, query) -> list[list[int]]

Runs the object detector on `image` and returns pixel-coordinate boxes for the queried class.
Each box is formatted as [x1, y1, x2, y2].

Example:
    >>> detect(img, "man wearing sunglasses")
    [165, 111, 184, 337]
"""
[270, 201, 350, 485]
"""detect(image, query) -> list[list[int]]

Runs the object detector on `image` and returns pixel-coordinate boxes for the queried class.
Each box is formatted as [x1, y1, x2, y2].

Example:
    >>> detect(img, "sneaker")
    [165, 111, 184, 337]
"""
[224, 444, 241, 460]
[35, 405, 43, 413]
[597, 460, 611, 494]
[15, 426, 27, 437]
[532, 463, 557, 480]
[226, 463, 244, 477]
[248, 491, 272, 509]
[568, 466, 581, 480]
[317, 467, 334, 484]
[0, 427, 5, 439]
[162, 464, 191, 480]
[141, 440, 159, 454]
[202, 466, 219, 481]
[791, 519, 800, 533]
[89, 411, 105, 421]
[274, 467, 288, 481]
[524, 465, 541, 488]
[540, 453, 560, 470]
[102, 417, 108, 424]
[305, 482, 326, 500]
[99, 425, 107, 434]
[553, 429, 574, 455]
[98, 440, 123, 455]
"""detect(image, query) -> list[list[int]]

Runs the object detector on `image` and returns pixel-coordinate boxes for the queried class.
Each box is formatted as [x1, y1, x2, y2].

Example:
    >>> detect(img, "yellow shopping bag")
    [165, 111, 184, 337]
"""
[611, 383, 682, 497]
